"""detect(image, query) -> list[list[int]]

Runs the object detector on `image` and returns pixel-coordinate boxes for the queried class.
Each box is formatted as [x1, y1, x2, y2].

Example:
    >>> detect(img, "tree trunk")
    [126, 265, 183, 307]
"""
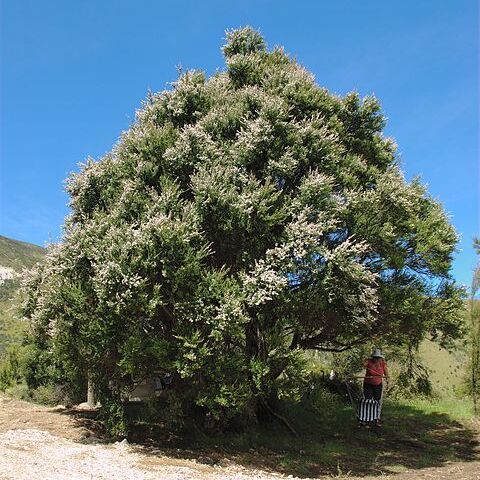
[470, 298, 479, 417]
[472, 327, 478, 416]
[87, 377, 95, 407]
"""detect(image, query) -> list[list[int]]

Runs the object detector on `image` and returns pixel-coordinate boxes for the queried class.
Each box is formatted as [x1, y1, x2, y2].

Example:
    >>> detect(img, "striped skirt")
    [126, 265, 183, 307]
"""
[357, 398, 380, 422]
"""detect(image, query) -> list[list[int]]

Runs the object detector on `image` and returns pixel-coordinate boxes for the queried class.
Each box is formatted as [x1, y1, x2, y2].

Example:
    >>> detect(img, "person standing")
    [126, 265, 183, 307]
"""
[363, 349, 388, 401]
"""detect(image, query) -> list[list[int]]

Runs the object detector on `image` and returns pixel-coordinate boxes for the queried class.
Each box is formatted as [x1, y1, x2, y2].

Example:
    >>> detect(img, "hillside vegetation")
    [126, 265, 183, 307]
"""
[420, 338, 468, 397]
[0, 235, 45, 302]
[0, 236, 45, 368]
[0, 236, 45, 272]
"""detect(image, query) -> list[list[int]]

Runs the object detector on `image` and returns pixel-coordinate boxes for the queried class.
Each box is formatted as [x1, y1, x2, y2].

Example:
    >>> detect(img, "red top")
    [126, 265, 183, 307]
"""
[365, 359, 387, 386]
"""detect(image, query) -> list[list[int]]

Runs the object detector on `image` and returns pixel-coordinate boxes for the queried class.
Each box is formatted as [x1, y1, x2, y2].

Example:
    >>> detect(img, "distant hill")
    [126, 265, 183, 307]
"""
[420, 338, 468, 396]
[0, 235, 46, 302]
[0, 236, 46, 355]
[0, 235, 45, 272]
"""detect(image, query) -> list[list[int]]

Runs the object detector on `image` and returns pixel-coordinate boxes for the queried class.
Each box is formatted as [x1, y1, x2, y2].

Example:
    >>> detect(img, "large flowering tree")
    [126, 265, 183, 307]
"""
[23, 28, 464, 431]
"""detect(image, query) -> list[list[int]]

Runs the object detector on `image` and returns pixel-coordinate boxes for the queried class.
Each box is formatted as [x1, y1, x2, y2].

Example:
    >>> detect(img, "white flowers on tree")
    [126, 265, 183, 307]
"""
[22, 27, 464, 434]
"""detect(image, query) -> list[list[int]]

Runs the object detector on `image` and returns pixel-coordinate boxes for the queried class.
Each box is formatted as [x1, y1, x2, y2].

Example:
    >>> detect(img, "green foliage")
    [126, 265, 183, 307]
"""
[0, 345, 24, 389]
[223, 27, 266, 57]
[394, 364, 433, 398]
[468, 238, 480, 414]
[468, 302, 480, 395]
[305, 380, 345, 422]
[29, 383, 64, 405]
[23, 27, 464, 433]
[4, 382, 30, 400]
[100, 396, 128, 438]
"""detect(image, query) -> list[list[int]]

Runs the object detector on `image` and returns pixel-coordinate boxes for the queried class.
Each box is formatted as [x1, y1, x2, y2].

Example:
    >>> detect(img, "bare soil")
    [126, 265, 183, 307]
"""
[0, 394, 479, 479]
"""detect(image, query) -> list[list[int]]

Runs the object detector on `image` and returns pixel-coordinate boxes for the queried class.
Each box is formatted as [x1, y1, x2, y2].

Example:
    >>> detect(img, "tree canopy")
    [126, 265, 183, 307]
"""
[23, 27, 464, 431]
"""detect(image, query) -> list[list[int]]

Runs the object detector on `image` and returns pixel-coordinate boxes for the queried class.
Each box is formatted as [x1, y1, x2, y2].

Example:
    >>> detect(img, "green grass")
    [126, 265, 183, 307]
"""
[0, 235, 45, 271]
[398, 396, 474, 421]
[120, 341, 478, 478]
[420, 338, 468, 397]
[121, 391, 479, 479]
[0, 295, 27, 356]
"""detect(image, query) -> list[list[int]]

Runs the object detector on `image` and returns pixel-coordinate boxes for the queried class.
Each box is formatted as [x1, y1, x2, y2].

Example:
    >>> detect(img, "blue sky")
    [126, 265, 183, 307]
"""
[0, 0, 478, 288]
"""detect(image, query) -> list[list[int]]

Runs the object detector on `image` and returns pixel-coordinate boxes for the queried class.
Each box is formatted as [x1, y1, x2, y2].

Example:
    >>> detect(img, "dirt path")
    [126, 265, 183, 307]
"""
[1, 394, 479, 480]
[0, 395, 289, 480]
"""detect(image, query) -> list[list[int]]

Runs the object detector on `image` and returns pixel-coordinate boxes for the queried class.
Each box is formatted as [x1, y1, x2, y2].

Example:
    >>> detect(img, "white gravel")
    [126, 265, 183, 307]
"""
[0, 428, 295, 480]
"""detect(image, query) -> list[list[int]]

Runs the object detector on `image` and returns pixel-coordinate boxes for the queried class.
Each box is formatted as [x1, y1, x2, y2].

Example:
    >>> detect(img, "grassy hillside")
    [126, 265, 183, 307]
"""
[0, 236, 45, 355]
[0, 235, 45, 302]
[0, 235, 45, 271]
[420, 338, 468, 397]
